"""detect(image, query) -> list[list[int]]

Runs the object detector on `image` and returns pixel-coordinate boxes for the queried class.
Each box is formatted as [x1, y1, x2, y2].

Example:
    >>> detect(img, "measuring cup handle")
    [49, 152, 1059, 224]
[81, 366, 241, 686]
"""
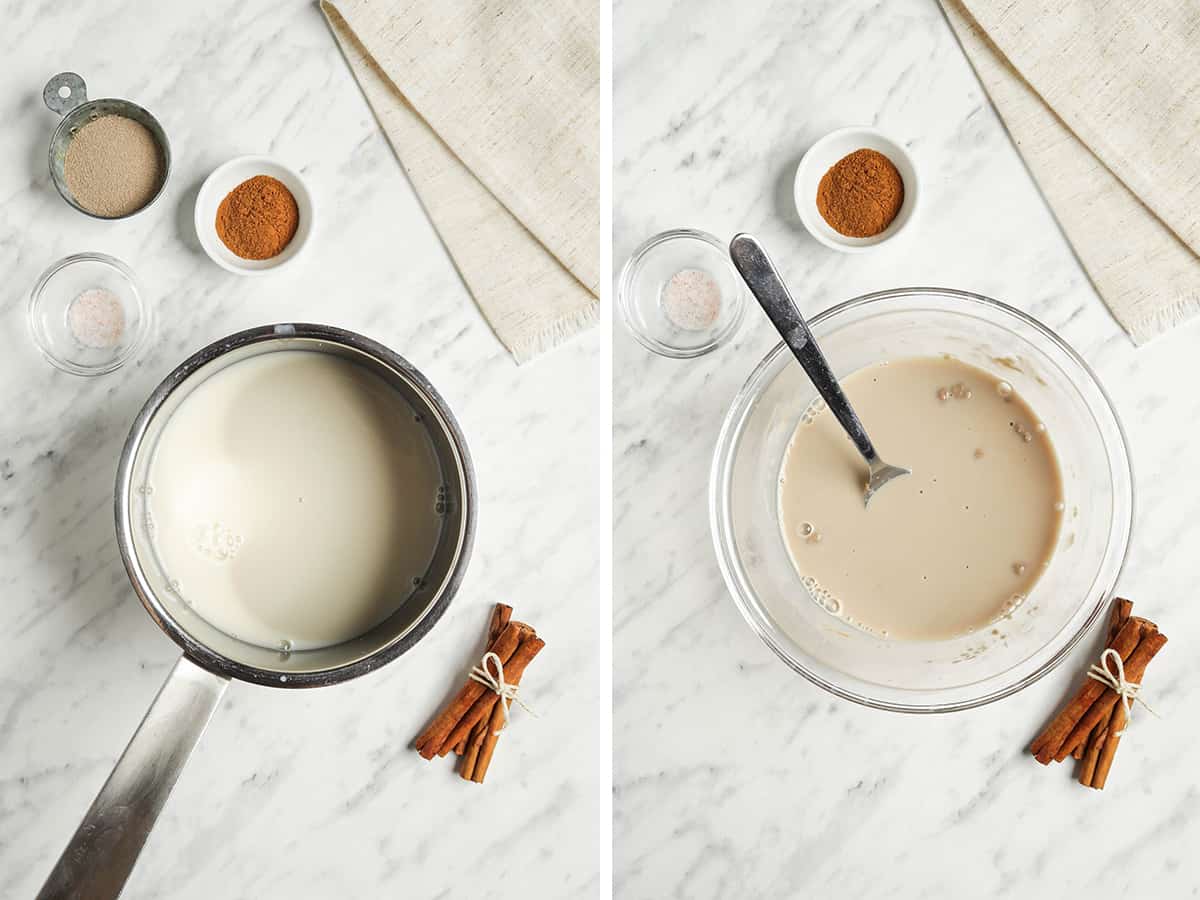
[36, 656, 229, 900]
[43, 73, 88, 115]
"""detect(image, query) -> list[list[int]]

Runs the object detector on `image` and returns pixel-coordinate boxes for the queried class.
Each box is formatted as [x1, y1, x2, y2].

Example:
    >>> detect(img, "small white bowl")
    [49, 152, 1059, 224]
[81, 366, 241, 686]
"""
[793, 127, 919, 253]
[194, 155, 314, 275]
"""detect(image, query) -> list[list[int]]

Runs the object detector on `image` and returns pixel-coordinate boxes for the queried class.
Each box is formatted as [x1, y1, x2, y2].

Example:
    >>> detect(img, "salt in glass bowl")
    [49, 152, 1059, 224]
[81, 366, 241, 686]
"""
[28, 252, 152, 376]
[618, 228, 747, 358]
[710, 288, 1132, 712]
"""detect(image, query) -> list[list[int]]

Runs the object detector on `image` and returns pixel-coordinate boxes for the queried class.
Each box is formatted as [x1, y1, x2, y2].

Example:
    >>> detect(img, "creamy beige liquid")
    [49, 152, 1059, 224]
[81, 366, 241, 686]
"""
[147, 351, 443, 650]
[778, 356, 1063, 641]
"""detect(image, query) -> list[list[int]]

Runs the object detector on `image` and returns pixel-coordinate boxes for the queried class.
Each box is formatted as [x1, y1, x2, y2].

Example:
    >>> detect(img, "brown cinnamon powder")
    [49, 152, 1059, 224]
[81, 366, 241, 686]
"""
[816, 148, 904, 238]
[215, 175, 299, 260]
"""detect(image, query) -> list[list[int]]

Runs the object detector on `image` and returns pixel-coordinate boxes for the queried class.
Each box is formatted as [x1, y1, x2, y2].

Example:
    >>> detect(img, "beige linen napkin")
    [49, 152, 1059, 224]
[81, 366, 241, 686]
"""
[321, 0, 599, 363]
[940, 0, 1200, 344]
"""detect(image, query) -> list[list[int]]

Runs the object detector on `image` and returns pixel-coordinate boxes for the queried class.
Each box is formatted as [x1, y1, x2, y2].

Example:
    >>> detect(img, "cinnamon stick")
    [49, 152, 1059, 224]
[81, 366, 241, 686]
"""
[414, 621, 524, 759]
[486, 603, 514, 644]
[468, 695, 508, 783]
[1030, 616, 1146, 763]
[457, 604, 514, 757]
[1078, 725, 1106, 784]
[459, 636, 545, 781]
[1089, 703, 1128, 789]
[1055, 629, 1167, 761]
[460, 713, 488, 776]
[438, 633, 545, 757]
[1077, 599, 1133, 784]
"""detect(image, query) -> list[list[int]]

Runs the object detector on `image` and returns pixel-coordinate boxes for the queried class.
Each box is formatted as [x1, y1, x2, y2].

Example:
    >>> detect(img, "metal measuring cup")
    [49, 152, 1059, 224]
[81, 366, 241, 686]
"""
[36, 324, 477, 900]
[43, 72, 172, 219]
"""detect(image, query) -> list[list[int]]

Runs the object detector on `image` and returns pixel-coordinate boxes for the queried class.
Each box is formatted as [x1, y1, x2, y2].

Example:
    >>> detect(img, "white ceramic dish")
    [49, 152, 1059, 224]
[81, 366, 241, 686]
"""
[194, 155, 314, 275]
[793, 127, 919, 253]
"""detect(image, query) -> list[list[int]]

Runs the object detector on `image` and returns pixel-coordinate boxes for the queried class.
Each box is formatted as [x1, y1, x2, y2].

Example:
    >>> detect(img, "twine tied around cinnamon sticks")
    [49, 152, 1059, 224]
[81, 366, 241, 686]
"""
[468, 650, 536, 732]
[1085, 648, 1158, 737]
[413, 603, 544, 784]
[1029, 597, 1167, 790]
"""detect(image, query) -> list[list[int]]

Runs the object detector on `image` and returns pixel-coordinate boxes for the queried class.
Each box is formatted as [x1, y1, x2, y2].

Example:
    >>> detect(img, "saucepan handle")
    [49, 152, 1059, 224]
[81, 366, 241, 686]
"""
[36, 656, 229, 900]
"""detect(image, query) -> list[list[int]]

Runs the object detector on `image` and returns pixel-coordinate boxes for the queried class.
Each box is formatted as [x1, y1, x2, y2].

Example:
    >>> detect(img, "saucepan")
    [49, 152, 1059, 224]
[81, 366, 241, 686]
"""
[37, 324, 475, 899]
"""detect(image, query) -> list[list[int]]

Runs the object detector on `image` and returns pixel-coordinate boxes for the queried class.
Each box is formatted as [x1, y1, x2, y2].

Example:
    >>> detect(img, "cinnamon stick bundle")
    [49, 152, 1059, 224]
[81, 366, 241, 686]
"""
[414, 619, 524, 760]
[1055, 628, 1166, 761]
[414, 602, 543, 784]
[440, 633, 543, 757]
[1029, 614, 1146, 764]
[459, 634, 545, 783]
[1028, 597, 1166, 790]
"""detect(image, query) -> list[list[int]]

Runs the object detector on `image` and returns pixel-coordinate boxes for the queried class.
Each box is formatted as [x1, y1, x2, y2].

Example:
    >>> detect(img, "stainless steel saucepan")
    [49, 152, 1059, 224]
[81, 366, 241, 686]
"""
[37, 324, 476, 899]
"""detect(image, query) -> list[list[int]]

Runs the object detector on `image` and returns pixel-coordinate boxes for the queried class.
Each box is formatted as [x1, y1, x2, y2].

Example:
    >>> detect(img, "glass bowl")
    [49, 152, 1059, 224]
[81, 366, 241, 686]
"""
[710, 288, 1132, 712]
[28, 252, 152, 375]
[618, 228, 746, 358]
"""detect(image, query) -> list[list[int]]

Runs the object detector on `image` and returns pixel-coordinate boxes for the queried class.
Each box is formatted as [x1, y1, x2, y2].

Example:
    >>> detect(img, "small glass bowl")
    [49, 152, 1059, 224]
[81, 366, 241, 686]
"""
[618, 228, 746, 358]
[29, 252, 152, 375]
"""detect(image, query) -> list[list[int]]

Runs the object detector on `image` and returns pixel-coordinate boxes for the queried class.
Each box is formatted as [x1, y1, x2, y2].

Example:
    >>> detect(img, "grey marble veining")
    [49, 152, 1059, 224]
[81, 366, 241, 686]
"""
[0, 2, 601, 897]
[614, 0, 1200, 896]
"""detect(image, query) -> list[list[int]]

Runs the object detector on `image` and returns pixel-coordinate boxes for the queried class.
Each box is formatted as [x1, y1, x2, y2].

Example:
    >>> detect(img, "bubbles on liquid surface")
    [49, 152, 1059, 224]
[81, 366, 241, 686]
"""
[1010, 420, 1035, 443]
[1000, 593, 1026, 617]
[192, 521, 244, 562]
[799, 397, 827, 425]
[801, 574, 843, 616]
[996, 381, 1014, 400]
[938, 383, 972, 401]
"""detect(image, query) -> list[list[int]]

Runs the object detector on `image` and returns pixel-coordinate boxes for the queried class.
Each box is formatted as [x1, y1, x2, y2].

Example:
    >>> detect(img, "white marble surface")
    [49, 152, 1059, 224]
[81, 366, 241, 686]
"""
[0, 3, 602, 898]
[614, 1, 1200, 896]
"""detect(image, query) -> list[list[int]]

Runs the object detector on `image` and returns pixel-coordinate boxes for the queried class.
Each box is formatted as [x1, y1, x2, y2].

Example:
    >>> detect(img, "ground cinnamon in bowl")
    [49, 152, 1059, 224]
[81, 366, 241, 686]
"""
[816, 148, 904, 238]
[215, 175, 300, 260]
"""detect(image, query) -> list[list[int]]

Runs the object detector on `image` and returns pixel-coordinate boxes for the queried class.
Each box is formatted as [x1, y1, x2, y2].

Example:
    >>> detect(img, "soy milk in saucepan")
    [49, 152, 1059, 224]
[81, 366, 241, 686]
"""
[145, 351, 443, 650]
[778, 356, 1063, 641]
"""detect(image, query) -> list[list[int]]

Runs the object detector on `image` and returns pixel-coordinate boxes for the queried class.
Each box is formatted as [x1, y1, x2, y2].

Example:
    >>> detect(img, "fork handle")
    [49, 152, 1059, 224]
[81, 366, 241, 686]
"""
[728, 233, 878, 465]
